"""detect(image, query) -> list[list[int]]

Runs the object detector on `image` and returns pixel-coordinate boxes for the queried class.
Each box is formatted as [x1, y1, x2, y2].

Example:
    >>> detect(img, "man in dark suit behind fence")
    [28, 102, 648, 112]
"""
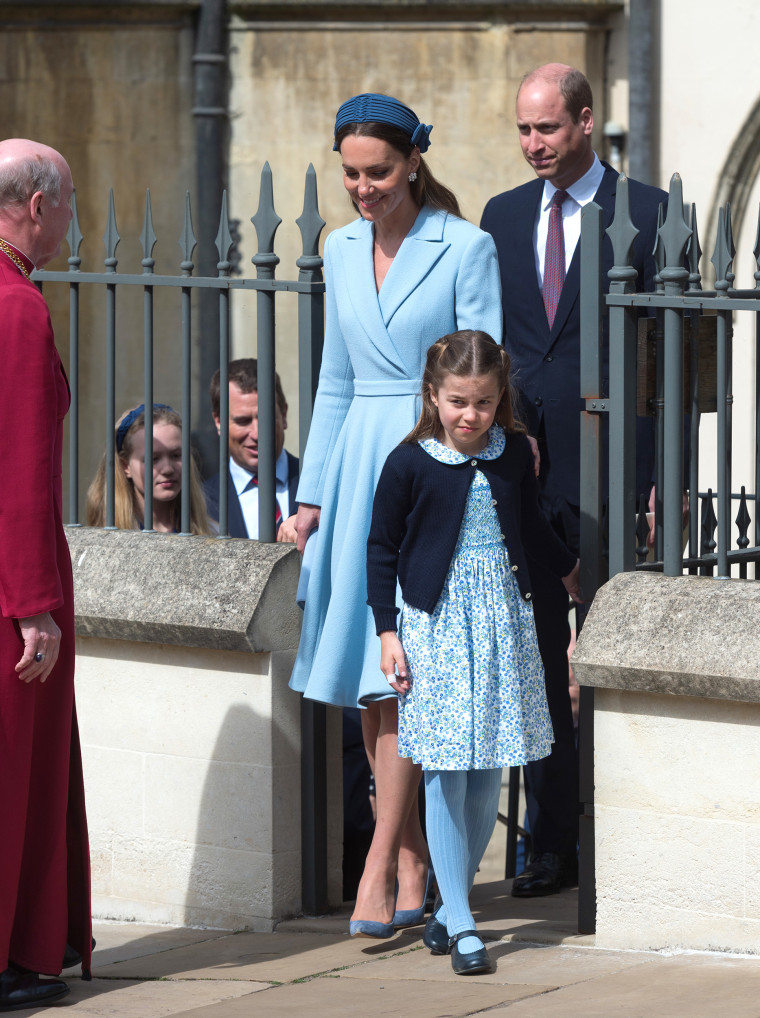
[203, 358, 299, 541]
[481, 63, 666, 897]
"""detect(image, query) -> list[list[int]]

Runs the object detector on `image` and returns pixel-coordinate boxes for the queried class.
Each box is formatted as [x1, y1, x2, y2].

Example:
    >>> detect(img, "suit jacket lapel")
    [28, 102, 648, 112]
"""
[226, 471, 248, 539]
[548, 165, 618, 342]
[507, 181, 551, 344]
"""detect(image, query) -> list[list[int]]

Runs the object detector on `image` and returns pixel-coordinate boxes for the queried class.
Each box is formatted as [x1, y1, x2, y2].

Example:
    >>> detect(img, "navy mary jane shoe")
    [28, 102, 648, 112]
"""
[449, 930, 492, 975]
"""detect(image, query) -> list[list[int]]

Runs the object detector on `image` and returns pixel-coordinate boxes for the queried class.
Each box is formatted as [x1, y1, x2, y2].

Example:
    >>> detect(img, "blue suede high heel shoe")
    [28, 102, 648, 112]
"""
[350, 883, 398, 939]
[393, 867, 431, 929]
[349, 917, 396, 939]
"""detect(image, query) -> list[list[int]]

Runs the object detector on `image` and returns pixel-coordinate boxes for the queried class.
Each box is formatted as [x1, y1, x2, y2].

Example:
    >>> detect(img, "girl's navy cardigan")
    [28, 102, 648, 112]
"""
[366, 432, 577, 634]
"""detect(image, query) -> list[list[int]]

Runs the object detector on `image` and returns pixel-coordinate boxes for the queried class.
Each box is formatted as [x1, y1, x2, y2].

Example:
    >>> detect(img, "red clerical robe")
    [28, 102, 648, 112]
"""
[0, 246, 92, 977]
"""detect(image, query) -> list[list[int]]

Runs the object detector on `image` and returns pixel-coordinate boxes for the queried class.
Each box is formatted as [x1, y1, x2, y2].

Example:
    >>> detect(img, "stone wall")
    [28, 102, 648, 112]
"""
[67, 527, 343, 930]
[573, 571, 760, 953]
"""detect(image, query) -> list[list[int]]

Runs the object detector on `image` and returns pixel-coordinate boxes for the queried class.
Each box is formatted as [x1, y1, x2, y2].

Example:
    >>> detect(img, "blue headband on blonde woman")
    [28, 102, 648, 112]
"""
[333, 93, 433, 153]
[116, 403, 174, 453]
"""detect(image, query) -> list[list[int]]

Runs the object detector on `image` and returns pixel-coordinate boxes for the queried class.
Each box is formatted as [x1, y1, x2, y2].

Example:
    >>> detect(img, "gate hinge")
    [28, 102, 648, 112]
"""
[585, 399, 612, 414]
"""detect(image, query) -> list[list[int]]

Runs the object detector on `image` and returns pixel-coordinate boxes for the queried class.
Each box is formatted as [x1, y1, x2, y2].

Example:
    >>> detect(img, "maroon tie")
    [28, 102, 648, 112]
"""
[245, 475, 283, 528]
[543, 189, 569, 329]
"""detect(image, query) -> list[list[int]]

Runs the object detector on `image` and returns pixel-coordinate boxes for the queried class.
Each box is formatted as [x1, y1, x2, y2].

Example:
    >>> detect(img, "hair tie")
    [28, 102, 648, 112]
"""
[116, 402, 174, 453]
[333, 93, 433, 153]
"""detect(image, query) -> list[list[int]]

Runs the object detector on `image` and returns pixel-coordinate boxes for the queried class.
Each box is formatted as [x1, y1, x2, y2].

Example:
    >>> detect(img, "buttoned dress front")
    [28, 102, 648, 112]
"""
[289, 205, 503, 708]
[397, 430, 554, 771]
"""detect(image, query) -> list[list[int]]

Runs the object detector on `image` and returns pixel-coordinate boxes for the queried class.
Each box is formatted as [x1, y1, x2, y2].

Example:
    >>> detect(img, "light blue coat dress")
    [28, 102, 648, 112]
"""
[289, 204, 503, 708]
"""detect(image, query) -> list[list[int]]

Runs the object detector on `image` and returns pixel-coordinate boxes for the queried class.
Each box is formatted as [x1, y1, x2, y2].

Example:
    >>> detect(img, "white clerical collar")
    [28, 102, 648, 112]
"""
[229, 449, 289, 495]
[541, 153, 605, 211]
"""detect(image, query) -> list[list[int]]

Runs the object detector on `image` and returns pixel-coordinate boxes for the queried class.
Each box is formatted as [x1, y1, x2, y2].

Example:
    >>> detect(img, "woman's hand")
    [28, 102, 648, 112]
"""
[295, 503, 321, 554]
[379, 631, 410, 694]
[277, 514, 299, 544]
[16, 611, 62, 683]
[562, 559, 583, 604]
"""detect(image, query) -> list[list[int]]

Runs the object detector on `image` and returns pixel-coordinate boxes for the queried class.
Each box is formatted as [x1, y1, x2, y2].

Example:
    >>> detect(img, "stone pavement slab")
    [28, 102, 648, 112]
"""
[26, 885, 760, 1018]
[165, 975, 544, 1017]
[93, 929, 412, 983]
[8, 977, 266, 1018]
[484, 954, 760, 1018]
[342, 939, 649, 987]
[64, 922, 231, 973]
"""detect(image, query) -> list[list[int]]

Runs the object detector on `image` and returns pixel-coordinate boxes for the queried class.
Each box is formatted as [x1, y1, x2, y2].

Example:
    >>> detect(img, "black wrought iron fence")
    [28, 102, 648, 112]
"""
[33, 163, 326, 542]
[33, 163, 330, 916]
[578, 172, 760, 934]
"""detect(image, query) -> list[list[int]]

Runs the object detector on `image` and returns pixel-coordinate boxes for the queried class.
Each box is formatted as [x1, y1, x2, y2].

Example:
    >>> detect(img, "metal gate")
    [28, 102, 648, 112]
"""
[578, 171, 760, 931]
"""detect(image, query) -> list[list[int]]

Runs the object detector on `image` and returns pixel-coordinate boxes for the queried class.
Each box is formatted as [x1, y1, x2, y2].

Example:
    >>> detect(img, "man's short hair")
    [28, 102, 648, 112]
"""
[558, 68, 593, 122]
[0, 155, 62, 209]
[210, 358, 288, 418]
[520, 65, 594, 124]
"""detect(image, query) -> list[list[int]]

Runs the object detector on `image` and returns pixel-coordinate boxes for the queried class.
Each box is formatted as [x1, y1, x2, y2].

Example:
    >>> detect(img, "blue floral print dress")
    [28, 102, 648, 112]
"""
[397, 427, 554, 771]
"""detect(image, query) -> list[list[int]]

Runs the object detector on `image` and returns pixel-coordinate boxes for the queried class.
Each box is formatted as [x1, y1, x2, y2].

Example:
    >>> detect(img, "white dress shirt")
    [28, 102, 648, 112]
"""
[230, 449, 291, 539]
[533, 153, 605, 293]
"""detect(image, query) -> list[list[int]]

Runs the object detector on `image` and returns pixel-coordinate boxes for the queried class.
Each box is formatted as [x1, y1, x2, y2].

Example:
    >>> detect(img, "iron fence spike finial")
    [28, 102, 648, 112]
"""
[296, 164, 326, 278]
[66, 189, 83, 270]
[710, 205, 732, 293]
[736, 487, 751, 550]
[724, 202, 736, 288]
[179, 191, 197, 276]
[605, 174, 639, 292]
[658, 174, 691, 270]
[725, 202, 736, 260]
[102, 189, 120, 272]
[686, 203, 702, 291]
[140, 189, 157, 274]
[252, 162, 282, 279]
[215, 190, 233, 277]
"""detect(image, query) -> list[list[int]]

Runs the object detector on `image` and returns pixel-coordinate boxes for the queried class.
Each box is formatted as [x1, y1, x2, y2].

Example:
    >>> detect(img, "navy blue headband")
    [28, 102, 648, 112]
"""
[333, 93, 433, 153]
[116, 403, 174, 453]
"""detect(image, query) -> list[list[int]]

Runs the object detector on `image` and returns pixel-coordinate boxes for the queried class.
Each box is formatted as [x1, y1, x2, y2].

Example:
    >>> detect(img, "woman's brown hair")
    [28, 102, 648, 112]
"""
[335, 121, 461, 218]
[404, 330, 525, 444]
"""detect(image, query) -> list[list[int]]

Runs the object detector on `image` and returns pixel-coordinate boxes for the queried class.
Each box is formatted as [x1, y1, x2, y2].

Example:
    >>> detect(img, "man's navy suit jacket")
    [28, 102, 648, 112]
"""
[481, 161, 667, 506]
[203, 451, 300, 539]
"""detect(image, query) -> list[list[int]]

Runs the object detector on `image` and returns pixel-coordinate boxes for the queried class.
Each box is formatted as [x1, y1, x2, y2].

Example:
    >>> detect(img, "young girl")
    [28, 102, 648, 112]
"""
[86, 403, 212, 535]
[366, 330, 580, 975]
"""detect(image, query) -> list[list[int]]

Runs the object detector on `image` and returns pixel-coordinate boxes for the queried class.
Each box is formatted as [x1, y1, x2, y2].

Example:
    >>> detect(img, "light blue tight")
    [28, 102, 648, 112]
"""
[424, 768, 502, 954]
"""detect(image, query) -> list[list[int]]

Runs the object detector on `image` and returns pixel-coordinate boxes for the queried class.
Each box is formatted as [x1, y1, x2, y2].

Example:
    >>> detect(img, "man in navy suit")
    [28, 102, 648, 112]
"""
[204, 358, 299, 541]
[481, 64, 665, 897]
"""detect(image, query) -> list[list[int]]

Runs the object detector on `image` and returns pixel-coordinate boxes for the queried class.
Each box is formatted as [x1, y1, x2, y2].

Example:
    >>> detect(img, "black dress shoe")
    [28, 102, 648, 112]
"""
[512, 851, 576, 897]
[62, 936, 97, 971]
[0, 968, 69, 1012]
[422, 894, 449, 955]
[449, 930, 492, 975]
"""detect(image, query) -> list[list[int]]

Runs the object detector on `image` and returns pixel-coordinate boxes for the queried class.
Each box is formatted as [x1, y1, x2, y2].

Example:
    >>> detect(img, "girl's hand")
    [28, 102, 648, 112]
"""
[562, 559, 583, 604]
[295, 503, 321, 554]
[379, 631, 411, 694]
[527, 435, 540, 477]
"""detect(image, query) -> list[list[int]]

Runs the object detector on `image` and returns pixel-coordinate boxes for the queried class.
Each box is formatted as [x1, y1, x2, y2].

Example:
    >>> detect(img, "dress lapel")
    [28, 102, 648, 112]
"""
[334, 218, 393, 351]
[377, 206, 450, 326]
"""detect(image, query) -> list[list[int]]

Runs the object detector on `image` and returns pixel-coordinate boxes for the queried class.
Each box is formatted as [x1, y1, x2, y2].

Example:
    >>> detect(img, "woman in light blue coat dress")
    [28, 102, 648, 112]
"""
[290, 93, 503, 937]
